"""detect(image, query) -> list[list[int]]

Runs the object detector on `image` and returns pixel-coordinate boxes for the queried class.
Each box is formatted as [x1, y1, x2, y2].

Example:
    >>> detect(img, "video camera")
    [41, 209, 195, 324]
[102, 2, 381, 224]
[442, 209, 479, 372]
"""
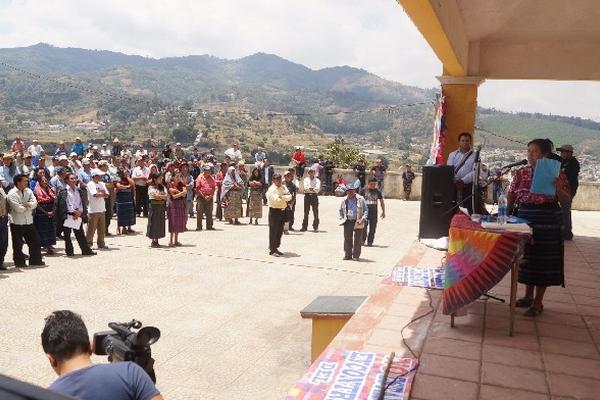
[93, 319, 160, 383]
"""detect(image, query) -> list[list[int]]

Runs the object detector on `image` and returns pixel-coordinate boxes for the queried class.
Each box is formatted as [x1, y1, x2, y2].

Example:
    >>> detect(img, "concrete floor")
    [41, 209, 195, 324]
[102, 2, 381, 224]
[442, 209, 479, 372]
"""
[0, 195, 421, 399]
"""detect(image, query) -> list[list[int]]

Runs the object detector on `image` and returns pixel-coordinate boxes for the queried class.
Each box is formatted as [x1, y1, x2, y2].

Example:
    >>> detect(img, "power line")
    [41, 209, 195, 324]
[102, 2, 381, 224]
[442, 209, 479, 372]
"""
[475, 125, 527, 146]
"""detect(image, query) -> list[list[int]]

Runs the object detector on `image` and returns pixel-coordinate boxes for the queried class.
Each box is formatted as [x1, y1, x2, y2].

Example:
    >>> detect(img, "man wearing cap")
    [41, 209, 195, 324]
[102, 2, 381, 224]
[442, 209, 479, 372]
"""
[174, 143, 186, 160]
[86, 169, 109, 249]
[134, 144, 147, 161]
[339, 180, 368, 261]
[7, 174, 44, 268]
[0, 154, 17, 189]
[132, 158, 150, 218]
[266, 173, 292, 257]
[19, 152, 34, 176]
[557, 144, 580, 240]
[49, 167, 68, 192]
[99, 144, 110, 158]
[301, 168, 320, 232]
[71, 137, 85, 157]
[27, 139, 44, 158]
[77, 159, 93, 189]
[195, 165, 216, 231]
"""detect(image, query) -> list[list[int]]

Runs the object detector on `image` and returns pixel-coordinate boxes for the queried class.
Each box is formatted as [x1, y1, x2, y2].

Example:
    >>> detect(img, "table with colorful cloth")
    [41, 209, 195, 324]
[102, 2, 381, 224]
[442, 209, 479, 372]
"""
[443, 213, 531, 336]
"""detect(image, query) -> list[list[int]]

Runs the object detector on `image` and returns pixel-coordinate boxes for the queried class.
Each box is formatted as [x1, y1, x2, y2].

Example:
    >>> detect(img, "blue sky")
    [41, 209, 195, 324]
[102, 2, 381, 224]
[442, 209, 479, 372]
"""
[1, 0, 599, 121]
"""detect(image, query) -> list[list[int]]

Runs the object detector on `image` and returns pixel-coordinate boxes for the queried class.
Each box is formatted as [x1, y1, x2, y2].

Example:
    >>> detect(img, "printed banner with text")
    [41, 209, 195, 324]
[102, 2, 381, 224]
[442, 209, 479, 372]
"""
[286, 348, 417, 400]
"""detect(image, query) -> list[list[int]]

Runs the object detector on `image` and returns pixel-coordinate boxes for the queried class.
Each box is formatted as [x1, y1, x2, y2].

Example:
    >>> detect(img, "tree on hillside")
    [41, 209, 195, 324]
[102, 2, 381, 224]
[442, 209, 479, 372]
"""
[172, 125, 198, 144]
[325, 138, 361, 169]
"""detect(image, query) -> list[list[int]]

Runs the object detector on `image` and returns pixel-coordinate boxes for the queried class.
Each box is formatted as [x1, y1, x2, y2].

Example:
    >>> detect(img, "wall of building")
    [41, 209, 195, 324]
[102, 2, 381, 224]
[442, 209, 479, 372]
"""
[273, 166, 599, 211]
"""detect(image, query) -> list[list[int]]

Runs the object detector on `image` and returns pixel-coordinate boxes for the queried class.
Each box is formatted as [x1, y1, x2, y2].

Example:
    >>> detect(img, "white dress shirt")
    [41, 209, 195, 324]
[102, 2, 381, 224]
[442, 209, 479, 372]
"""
[303, 177, 321, 194]
[447, 149, 475, 184]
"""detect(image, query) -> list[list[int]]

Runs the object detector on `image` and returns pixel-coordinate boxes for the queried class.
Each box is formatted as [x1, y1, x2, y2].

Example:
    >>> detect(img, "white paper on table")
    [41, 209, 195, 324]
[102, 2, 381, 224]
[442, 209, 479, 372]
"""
[63, 215, 82, 230]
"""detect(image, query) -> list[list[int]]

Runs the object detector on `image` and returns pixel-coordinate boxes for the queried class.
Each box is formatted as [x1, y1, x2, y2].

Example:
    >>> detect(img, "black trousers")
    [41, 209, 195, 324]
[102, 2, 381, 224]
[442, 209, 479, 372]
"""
[135, 185, 149, 217]
[269, 208, 285, 252]
[11, 223, 43, 266]
[63, 224, 92, 256]
[302, 193, 319, 230]
[344, 220, 363, 259]
[362, 206, 378, 245]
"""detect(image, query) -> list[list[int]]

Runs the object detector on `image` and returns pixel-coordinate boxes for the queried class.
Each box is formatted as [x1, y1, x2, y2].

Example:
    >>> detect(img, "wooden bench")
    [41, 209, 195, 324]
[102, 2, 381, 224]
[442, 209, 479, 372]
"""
[300, 296, 367, 362]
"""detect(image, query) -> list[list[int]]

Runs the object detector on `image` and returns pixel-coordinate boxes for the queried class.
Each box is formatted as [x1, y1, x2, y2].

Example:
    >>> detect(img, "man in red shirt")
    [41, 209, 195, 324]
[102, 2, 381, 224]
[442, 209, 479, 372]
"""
[195, 165, 216, 231]
[292, 146, 306, 179]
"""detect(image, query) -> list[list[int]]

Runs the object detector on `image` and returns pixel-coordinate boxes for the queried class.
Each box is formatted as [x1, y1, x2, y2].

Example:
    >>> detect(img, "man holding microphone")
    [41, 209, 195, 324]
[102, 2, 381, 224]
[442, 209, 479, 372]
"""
[266, 173, 292, 257]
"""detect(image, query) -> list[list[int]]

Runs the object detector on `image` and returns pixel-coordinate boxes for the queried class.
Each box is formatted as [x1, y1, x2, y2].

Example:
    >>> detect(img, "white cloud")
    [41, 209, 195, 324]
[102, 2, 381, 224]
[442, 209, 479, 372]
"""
[0, 0, 598, 121]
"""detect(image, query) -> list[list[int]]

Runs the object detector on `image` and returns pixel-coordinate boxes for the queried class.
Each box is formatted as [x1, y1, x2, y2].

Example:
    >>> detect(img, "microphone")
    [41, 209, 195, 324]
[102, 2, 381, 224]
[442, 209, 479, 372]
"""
[501, 159, 527, 169]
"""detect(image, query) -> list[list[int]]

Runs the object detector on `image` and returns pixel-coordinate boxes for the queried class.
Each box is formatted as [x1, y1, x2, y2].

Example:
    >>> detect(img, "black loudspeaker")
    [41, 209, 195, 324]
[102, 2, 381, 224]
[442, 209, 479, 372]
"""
[419, 165, 455, 239]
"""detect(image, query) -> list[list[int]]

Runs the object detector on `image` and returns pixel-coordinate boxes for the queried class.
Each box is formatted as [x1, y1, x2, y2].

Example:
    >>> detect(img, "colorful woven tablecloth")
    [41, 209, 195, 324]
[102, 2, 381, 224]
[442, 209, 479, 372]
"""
[443, 214, 529, 315]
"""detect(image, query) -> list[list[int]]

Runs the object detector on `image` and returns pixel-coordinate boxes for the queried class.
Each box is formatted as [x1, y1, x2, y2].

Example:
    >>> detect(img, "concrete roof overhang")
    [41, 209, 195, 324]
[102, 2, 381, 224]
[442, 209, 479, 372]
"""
[397, 0, 600, 81]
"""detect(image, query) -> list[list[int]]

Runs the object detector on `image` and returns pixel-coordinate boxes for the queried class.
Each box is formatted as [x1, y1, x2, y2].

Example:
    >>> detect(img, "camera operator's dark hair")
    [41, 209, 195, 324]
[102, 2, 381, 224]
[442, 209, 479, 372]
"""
[41, 310, 90, 361]
[528, 138, 552, 155]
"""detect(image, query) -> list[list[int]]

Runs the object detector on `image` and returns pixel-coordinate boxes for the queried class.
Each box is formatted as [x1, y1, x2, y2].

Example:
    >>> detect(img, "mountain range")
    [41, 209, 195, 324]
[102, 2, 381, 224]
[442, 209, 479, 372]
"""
[1, 43, 599, 156]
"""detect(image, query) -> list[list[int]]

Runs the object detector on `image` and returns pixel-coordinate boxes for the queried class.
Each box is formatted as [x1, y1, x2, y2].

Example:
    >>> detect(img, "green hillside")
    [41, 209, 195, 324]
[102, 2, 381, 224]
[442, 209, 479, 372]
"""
[0, 43, 599, 156]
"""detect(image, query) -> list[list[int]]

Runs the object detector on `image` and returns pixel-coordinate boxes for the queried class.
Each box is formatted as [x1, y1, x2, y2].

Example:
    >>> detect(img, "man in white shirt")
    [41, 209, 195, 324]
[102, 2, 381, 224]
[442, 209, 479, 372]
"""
[27, 139, 44, 158]
[134, 144, 147, 161]
[224, 143, 242, 162]
[99, 144, 111, 158]
[446, 132, 477, 214]
[301, 168, 321, 232]
[132, 158, 150, 217]
[86, 169, 109, 249]
[7, 174, 44, 267]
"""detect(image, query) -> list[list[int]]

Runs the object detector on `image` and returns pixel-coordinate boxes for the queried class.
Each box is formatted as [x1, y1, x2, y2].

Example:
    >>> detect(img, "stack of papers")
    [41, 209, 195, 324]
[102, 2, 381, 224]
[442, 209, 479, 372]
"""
[481, 222, 532, 234]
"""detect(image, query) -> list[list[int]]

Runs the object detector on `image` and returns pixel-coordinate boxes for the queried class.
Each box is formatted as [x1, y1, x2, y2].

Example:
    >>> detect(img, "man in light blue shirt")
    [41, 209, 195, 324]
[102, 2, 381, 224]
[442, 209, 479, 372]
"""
[339, 180, 368, 261]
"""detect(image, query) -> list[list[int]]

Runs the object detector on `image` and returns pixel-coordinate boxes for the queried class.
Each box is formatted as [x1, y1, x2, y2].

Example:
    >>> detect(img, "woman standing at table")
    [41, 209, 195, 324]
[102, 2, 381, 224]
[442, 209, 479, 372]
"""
[507, 138, 571, 317]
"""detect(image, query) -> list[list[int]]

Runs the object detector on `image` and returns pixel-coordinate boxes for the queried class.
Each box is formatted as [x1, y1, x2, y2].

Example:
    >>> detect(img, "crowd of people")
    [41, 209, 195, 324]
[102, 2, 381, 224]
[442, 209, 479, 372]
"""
[0, 137, 391, 268]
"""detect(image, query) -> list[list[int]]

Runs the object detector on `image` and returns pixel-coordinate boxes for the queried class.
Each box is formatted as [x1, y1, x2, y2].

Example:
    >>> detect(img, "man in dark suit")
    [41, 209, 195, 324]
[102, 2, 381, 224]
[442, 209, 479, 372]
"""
[55, 172, 96, 257]
[261, 158, 274, 205]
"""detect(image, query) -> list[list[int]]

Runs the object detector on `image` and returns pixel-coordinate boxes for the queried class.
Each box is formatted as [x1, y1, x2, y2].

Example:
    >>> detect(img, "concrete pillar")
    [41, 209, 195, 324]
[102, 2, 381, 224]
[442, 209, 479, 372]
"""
[436, 76, 485, 162]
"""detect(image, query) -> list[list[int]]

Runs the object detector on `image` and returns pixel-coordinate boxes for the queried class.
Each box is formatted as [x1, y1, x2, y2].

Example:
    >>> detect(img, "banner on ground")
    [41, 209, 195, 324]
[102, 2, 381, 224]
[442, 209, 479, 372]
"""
[382, 266, 445, 289]
[286, 348, 417, 400]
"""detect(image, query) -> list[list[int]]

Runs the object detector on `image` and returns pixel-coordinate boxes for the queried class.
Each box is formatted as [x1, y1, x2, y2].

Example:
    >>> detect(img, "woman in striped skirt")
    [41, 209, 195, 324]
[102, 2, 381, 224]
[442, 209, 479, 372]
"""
[115, 169, 137, 234]
[507, 138, 572, 317]
[33, 176, 56, 254]
[147, 173, 168, 247]
[167, 170, 188, 246]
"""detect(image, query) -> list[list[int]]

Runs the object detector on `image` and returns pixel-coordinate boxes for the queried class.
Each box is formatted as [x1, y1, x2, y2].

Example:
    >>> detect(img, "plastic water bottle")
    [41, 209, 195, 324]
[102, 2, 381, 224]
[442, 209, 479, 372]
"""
[498, 193, 508, 225]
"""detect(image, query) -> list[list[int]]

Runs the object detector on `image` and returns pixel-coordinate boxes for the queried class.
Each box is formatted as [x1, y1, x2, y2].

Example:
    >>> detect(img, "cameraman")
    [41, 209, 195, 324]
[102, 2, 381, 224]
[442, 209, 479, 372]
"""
[42, 310, 163, 400]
